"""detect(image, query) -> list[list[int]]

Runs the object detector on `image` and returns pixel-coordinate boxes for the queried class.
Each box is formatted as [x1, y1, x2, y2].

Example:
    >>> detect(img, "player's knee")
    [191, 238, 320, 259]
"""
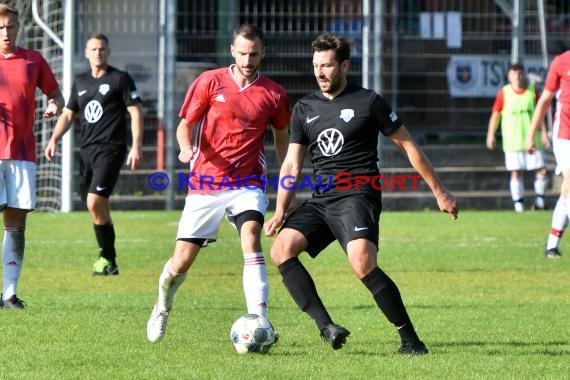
[347, 252, 378, 279]
[269, 238, 294, 265]
[269, 239, 285, 265]
[348, 255, 374, 278]
[239, 220, 262, 240]
[234, 210, 263, 233]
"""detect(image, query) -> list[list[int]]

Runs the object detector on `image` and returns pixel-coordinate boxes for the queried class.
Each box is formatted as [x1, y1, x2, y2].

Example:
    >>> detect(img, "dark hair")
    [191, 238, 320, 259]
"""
[311, 33, 351, 63]
[233, 24, 264, 45]
[508, 63, 524, 72]
[86, 32, 109, 46]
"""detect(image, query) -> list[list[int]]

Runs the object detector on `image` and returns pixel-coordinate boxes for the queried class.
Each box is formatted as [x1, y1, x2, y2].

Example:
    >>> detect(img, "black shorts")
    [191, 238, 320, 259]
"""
[281, 193, 382, 257]
[79, 144, 126, 199]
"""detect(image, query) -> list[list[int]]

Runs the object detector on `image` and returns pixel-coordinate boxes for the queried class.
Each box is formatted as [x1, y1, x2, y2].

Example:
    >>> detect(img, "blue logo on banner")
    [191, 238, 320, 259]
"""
[453, 62, 475, 89]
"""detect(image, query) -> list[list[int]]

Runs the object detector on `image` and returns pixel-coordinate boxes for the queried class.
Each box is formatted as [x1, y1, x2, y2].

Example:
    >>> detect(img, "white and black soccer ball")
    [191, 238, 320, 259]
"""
[229, 313, 276, 354]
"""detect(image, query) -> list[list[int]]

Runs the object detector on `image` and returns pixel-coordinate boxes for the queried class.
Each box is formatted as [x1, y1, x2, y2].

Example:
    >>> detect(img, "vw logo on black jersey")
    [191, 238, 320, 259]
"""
[85, 100, 103, 123]
[317, 128, 344, 156]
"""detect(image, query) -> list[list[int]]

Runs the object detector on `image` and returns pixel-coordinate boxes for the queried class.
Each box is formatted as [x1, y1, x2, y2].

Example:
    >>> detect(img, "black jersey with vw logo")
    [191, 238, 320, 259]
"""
[290, 83, 401, 197]
[67, 66, 141, 147]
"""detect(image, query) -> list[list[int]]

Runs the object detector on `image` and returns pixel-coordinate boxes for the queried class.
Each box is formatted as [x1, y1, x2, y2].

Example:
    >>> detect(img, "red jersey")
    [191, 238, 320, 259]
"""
[544, 50, 570, 140]
[0, 47, 60, 162]
[179, 66, 290, 193]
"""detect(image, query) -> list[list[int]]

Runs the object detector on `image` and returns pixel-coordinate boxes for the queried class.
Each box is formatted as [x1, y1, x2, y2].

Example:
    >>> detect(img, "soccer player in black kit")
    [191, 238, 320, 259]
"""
[264, 33, 458, 354]
[45, 33, 143, 276]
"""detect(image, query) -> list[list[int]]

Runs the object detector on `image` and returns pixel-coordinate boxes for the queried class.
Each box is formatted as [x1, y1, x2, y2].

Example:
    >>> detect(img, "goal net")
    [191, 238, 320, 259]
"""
[8, 0, 66, 211]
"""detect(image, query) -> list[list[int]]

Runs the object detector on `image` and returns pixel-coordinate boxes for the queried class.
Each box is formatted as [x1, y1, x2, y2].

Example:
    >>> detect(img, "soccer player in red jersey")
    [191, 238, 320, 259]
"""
[0, 3, 63, 309]
[526, 50, 570, 258]
[147, 24, 291, 342]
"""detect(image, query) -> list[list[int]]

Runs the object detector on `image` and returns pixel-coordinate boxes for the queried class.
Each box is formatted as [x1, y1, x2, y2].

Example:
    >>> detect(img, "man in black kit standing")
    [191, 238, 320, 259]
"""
[264, 33, 458, 354]
[45, 33, 143, 276]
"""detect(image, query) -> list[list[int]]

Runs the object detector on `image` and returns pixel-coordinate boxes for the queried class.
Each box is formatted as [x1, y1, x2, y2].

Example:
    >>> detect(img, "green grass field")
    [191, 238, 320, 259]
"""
[0, 210, 568, 379]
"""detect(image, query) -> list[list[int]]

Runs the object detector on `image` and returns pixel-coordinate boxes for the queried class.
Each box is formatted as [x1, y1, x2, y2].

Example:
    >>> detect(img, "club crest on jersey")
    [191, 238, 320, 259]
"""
[317, 128, 344, 157]
[339, 108, 354, 122]
[99, 84, 110, 95]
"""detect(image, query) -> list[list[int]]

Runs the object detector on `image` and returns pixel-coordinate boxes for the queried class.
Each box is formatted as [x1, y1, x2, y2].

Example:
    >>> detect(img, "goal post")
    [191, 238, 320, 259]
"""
[33, 0, 74, 212]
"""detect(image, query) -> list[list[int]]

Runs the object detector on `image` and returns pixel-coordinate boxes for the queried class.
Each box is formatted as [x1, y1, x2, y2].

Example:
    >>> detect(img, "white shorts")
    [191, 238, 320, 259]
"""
[176, 188, 268, 245]
[0, 160, 36, 211]
[504, 150, 545, 171]
[553, 138, 570, 174]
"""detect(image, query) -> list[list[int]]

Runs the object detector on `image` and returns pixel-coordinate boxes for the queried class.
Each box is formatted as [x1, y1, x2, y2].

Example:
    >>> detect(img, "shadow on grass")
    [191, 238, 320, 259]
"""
[430, 340, 569, 356]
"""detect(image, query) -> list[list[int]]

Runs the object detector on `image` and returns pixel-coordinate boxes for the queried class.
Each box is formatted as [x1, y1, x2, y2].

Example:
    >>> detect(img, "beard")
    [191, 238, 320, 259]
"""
[236, 64, 258, 79]
[319, 73, 342, 94]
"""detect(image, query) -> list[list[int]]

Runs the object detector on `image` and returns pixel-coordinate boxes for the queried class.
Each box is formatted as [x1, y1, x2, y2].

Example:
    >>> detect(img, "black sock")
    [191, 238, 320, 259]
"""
[361, 267, 420, 344]
[94, 223, 116, 265]
[278, 257, 333, 331]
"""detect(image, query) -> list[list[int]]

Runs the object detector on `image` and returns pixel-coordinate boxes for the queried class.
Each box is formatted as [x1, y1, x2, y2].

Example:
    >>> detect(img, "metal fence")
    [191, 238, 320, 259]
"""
[12, 0, 570, 210]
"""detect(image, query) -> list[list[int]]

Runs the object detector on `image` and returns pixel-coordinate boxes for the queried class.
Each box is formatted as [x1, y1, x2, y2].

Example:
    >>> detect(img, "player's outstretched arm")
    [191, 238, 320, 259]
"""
[388, 125, 459, 220]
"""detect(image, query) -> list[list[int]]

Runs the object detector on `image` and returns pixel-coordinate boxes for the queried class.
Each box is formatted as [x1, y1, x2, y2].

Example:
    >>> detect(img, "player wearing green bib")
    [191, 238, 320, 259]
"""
[486, 63, 551, 212]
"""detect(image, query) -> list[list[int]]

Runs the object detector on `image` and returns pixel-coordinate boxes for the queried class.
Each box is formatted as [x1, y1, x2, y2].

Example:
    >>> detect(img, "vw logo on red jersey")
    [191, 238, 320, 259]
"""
[84, 100, 103, 123]
[317, 128, 344, 156]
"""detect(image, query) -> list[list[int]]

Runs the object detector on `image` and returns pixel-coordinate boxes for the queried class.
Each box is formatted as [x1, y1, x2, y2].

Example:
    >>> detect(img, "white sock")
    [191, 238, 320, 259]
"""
[546, 197, 567, 250]
[243, 252, 268, 317]
[510, 177, 524, 202]
[157, 259, 187, 311]
[2, 227, 25, 300]
[534, 175, 548, 197]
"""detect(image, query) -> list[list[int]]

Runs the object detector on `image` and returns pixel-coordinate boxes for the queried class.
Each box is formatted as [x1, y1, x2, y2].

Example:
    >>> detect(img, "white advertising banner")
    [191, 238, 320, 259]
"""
[446, 55, 549, 98]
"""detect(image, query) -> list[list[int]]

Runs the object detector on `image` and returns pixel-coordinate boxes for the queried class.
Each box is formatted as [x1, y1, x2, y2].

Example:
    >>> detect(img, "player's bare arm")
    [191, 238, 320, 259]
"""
[486, 111, 500, 150]
[176, 118, 197, 163]
[44, 88, 64, 118]
[44, 108, 77, 161]
[540, 122, 551, 150]
[272, 127, 289, 165]
[126, 103, 144, 170]
[264, 143, 306, 236]
[526, 89, 555, 153]
[389, 125, 459, 220]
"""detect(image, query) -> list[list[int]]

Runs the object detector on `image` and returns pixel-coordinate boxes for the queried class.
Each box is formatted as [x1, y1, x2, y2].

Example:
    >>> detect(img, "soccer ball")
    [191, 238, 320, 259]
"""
[229, 313, 276, 354]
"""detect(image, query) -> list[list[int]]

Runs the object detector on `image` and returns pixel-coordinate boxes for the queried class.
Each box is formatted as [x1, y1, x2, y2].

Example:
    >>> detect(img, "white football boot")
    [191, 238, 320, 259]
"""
[147, 303, 170, 342]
